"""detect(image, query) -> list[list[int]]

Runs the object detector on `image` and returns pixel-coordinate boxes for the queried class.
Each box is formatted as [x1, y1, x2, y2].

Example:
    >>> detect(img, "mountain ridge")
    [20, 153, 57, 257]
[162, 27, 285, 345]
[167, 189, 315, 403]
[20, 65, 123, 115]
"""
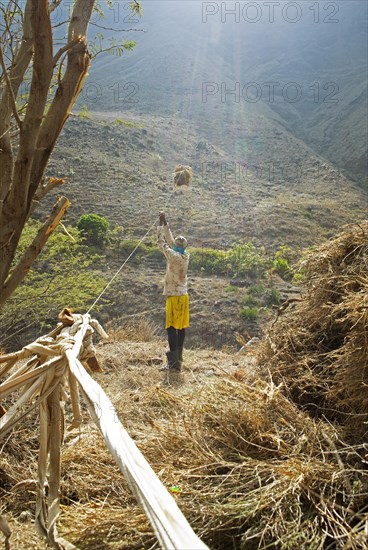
[78, 0, 367, 185]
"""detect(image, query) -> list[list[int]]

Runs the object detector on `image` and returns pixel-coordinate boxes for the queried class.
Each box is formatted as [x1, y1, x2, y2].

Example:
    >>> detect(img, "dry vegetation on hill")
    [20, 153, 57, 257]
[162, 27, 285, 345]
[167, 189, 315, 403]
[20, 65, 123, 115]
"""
[44, 114, 367, 251]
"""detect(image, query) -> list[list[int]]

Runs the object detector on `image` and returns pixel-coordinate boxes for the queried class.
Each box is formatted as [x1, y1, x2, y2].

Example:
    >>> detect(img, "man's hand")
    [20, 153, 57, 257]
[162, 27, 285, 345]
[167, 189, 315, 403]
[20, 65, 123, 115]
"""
[159, 212, 167, 226]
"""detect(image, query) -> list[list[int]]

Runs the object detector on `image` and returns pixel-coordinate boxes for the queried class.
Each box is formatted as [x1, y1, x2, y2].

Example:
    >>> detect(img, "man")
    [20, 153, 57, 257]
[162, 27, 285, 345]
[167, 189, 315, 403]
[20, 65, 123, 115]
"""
[157, 212, 190, 371]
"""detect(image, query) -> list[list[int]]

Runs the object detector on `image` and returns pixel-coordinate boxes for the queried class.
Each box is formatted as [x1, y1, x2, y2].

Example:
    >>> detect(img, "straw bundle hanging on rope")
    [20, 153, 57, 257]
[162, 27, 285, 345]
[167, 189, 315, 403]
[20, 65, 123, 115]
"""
[173, 165, 192, 187]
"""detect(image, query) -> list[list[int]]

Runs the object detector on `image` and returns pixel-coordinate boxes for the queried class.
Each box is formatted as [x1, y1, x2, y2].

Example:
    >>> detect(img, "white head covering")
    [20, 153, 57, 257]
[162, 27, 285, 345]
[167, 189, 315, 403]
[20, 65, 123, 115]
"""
[174, 235, 188, 249]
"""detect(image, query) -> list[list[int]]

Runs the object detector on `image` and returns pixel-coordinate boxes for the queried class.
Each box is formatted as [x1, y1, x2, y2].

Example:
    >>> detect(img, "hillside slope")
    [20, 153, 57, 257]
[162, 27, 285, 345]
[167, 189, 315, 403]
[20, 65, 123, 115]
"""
[43, 114, 366, 251]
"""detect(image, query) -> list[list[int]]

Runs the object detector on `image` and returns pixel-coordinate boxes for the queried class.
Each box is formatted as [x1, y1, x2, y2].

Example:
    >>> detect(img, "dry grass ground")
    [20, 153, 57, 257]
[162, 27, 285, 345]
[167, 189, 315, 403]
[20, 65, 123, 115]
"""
[0, 336, 257, 549]
[1, 336, 366, 549]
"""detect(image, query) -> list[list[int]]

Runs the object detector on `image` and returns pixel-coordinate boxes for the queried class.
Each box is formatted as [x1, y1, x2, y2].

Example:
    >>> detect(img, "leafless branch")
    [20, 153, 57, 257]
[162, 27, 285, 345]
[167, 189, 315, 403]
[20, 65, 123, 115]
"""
[52, 20, 70, 29]
[0, 0, 23, 61]
[0, 127, 11, 140]
[29, 177, 66, 217]
[90, 22, 145, 33]
[48, 0, 62, 14]
[53, 35, 83, 67]
[0, 46, 22, 128]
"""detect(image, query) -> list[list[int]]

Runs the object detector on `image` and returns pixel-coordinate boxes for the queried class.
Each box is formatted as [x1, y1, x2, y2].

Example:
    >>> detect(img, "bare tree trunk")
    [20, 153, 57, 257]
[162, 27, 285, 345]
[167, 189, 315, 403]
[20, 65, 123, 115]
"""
[0, 0, 34, 205]
[0, 0, 53, 288]
[0, 0, 140, 305]
[0, 0, 98, 304]
[29, 0, 96, 206]
[0, 197, 71, 307]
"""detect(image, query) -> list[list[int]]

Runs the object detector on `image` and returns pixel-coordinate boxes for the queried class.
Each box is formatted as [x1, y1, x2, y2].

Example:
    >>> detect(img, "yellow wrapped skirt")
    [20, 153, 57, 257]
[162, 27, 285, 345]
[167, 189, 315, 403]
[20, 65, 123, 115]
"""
[166, 295, 190, 330]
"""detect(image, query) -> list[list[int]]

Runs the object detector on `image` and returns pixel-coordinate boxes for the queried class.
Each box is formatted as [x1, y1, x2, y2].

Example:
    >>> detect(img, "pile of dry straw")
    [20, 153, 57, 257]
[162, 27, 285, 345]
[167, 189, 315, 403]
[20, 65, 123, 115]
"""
[1, 223, 367, 548]
[259, 221, 368, 444]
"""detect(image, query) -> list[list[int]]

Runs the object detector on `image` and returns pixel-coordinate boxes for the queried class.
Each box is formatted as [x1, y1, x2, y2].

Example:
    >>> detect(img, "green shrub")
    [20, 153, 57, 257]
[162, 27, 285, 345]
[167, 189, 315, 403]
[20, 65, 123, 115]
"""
[242, 294, 260, 307]
[243, 285, 281, 309]
[263, 287, 282, 306]
[225, 285, 239, 293]
[272, 246, 293, 280]
[190, 242, 272, 279]
[240, 307, 259, 322]
[1, 222, 107, 349]
[247, 284, 265, 296]
[229, 242, 270, 279]
[273, 257, 291, 279]
[292, 272, 306, 285]
[118, 238, 148, 256]
[190, 248, 228, 275]
[77, 213, 110, 247]
[109, 225, 124, 246]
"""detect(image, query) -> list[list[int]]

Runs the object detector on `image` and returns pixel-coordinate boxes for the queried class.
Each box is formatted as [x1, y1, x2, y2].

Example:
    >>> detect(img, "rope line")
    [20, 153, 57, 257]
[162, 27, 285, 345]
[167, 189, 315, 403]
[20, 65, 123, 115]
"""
[87, 218, 158, 314]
